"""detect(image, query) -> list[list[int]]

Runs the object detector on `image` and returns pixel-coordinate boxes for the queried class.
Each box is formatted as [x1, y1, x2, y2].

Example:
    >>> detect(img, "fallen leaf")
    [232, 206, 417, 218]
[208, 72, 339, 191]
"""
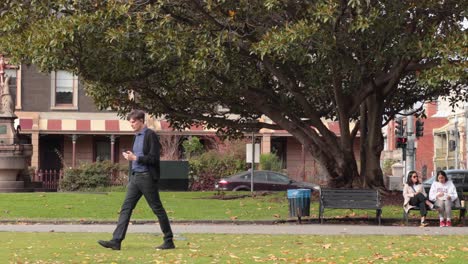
[322, 244, 331, 249]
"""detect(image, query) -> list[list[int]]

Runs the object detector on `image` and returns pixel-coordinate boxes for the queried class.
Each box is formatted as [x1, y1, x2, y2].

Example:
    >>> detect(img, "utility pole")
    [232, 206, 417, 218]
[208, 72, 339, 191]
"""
[405, 115, 415, 181]
[250, 131, 255, 193]
[455, 115, 459, 169]
[465, 104, 468, 169]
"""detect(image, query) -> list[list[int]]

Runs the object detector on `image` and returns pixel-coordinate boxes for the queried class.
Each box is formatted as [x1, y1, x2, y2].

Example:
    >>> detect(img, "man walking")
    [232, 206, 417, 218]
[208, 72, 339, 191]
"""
[98, 110, 175, 250]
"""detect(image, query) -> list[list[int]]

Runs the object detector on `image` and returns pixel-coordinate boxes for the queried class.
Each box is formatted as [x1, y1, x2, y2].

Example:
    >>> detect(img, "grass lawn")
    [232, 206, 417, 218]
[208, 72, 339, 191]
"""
[1, 232, 467, 263]
[0, 191, 462, 223]
[0, 191, 289, 221]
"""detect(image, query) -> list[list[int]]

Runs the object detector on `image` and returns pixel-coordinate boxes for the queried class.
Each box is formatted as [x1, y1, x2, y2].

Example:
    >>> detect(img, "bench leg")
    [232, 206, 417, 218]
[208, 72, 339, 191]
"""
[319, 205, 324, 224]
[461, 209, 466, 226]
[376, 209, 382, 226]
[403, 211, 409, 226]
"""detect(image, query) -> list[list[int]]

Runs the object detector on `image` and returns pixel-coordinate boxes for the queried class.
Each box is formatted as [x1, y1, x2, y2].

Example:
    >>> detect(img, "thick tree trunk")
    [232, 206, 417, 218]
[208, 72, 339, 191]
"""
[359, 94, 386, 189]
[302, 138, 359, 188]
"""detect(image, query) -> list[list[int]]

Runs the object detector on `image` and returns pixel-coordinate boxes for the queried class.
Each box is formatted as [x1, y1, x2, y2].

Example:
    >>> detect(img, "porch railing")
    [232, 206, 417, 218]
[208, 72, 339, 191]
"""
[33, 169, 63, 190]
[32, 169, 127, 190]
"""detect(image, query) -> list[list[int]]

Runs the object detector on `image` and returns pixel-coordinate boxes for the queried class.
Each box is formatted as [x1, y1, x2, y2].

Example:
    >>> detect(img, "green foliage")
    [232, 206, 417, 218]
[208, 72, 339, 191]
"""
[182, 136, 204, 159]
[189, 146, 247, 191]
[0, 1, 466, 187]
[382, 159, 399, 176]
[59, 161, 128, 191]
[259, 153, 283, 172]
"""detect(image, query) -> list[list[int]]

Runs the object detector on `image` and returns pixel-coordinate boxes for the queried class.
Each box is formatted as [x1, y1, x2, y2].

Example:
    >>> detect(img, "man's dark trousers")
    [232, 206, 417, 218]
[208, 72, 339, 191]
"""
[112, 171, 173, 243]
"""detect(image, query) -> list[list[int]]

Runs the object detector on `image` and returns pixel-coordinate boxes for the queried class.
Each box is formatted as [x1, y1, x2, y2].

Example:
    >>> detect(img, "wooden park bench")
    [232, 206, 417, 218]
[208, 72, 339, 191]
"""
[403, 188, 466, 226]
[319, 188, 382, 225]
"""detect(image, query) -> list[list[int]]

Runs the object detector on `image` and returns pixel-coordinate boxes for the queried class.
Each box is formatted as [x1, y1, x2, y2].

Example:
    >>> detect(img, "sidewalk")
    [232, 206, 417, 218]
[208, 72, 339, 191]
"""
[1, 223, 468, 236]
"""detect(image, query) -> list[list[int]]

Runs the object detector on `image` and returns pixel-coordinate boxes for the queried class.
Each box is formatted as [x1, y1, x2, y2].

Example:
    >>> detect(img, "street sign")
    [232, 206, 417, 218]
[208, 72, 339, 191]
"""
[246, 143, 260, 163]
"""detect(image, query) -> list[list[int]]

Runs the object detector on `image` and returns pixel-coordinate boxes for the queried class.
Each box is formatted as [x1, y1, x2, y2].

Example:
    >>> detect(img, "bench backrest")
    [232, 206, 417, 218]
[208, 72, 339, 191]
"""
[320, 188, 381, 209]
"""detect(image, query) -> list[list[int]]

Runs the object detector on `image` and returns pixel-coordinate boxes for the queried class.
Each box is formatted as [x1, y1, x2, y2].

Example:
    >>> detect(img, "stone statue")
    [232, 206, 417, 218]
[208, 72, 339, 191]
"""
[0, 55, 5, 85]
[1, 76, 14, 116]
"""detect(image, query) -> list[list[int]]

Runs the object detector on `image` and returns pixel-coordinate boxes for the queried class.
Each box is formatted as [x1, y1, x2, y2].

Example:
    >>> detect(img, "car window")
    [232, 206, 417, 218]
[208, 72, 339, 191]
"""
[461, 173, 468, 184]
[238, 173, 250, 180]
[450, 175, 464, 184]
[268, 172, 290, 183]
[445, 172, 466, 184]
[254, 171, 268, 182]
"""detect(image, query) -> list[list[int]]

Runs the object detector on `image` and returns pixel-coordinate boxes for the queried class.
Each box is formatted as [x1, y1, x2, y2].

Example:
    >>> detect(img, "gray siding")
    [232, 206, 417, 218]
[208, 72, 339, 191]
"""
[21, 65, 102, 112]
[78, 83, 100, 112]
[21, 65, 50, 112]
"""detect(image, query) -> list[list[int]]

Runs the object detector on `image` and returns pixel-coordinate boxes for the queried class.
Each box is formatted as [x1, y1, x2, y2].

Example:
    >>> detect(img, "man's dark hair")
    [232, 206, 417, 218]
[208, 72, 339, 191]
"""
[127, 109, 145, 122]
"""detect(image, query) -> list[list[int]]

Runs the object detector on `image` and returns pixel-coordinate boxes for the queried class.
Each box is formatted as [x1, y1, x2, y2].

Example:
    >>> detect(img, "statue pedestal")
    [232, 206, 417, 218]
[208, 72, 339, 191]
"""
[0, 115, 16, 145]
[0, 117, 33, 192]
[0, 60, 34, 192]
[0, 144, 33, 192]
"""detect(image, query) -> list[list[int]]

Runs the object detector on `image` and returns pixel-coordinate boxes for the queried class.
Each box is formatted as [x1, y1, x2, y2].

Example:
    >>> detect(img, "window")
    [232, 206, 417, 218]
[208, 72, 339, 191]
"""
[51, 70, 78, 109]
[93, 136, 119, 162]
[95, 140, 111, 162]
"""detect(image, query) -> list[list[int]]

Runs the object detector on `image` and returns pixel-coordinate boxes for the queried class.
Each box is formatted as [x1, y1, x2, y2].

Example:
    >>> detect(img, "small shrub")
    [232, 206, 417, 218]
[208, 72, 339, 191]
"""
[182, 136, 204, 159]
[382, 159, 399, 176]
[59, 161, 128, 191]
[259, 153, 282, 172]
[189, 148, 247, 191]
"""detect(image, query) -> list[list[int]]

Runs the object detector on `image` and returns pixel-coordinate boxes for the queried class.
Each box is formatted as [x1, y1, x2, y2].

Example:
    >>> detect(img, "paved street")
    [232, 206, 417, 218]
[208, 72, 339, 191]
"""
[1, 223, 468, 236]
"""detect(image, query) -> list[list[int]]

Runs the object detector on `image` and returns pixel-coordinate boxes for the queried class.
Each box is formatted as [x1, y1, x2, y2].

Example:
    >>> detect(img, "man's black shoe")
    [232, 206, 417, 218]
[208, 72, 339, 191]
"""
[155, 241, 175, 250]
[98, 240, 121, 250]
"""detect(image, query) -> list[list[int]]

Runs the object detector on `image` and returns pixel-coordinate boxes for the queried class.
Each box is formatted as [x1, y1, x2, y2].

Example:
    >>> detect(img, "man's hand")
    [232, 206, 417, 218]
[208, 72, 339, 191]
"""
[122, 151, 137, 161]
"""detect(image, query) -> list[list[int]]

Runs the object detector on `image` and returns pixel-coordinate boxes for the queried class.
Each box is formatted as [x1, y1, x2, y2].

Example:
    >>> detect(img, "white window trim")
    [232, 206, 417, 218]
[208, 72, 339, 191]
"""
[50, 71, 78, 110]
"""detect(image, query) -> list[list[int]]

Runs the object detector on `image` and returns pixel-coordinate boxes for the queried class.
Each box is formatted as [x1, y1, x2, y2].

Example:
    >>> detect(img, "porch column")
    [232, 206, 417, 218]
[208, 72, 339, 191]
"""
[110, 134, 116, 163]
[71, 134, 77, 168]
[261, 134, 271, 154]
[31, 132, 39, 169]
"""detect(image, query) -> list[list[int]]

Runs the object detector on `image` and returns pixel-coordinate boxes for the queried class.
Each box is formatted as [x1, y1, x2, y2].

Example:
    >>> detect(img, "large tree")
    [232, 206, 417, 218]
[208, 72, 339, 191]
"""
[0, 0, 466, 188]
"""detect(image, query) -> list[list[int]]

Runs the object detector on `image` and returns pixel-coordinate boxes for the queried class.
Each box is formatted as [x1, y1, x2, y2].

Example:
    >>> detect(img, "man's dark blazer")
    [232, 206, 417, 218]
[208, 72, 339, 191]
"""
[128, 128, 161, 181]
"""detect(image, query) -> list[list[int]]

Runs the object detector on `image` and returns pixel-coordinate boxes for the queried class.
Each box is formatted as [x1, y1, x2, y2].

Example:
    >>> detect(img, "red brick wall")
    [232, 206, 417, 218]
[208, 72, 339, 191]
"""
[415, 117, 448, 179]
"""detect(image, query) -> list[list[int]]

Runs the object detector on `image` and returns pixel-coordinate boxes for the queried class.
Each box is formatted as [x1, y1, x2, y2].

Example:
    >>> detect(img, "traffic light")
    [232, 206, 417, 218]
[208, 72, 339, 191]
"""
[396, 137, 408, 148]
[415, 118, 424, 138]
[395, 118, 404, 137]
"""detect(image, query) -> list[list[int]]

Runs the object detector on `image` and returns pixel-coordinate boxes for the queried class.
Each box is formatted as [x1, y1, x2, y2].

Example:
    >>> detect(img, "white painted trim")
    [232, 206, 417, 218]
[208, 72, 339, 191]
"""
[50, 70, 79, 110]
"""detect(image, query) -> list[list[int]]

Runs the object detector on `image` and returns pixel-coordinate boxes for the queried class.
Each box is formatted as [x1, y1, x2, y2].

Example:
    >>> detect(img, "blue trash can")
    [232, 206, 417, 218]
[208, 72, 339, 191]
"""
[287, 189, 311, 222]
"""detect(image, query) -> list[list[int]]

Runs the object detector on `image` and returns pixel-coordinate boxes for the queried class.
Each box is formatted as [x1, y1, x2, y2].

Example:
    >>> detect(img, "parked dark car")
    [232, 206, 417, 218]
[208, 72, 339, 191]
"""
[422, 169, 468, 192]
[215, 170, 319, 191]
